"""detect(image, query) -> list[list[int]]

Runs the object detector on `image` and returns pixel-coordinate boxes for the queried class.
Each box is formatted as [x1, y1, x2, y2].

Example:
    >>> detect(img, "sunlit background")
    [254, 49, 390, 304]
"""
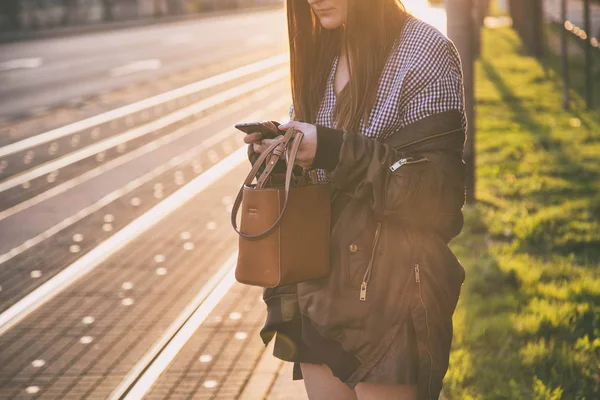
[0, 0, 599, 399]
[405, 0, 448, 34]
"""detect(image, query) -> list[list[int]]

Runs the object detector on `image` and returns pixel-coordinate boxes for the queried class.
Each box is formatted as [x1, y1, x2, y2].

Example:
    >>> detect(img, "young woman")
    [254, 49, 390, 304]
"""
[245, 1, 467, 399]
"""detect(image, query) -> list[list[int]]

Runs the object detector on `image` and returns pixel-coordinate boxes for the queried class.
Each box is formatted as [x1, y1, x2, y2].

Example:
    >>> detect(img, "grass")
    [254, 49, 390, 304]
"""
[444, 27, 600, 399]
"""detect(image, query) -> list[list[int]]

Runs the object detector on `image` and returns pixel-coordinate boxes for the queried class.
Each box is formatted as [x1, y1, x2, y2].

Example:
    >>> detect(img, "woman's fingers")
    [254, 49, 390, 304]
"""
[252, 138, 277, 154]
[243, 132, 264, 144]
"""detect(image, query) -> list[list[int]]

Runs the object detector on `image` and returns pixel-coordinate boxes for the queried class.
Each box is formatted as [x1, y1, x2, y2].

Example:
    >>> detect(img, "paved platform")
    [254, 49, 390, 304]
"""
[0, 169, 309, 400]
[145, 281, 309, 400]
[0, 91, 303, 400]
[0, 96, 308, 399]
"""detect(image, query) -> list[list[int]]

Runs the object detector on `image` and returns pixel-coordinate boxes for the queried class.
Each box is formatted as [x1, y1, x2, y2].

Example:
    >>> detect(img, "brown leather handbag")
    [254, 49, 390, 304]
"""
[230, 127, 331, 288]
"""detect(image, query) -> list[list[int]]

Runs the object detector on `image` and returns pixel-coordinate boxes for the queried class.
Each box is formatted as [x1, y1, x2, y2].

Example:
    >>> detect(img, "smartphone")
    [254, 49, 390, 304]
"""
[235, 120, 281, 139]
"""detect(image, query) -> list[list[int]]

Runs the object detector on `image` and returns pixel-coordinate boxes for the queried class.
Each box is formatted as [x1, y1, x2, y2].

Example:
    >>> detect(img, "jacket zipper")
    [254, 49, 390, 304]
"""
[389, 155, 430, 172]
[360, 221, 383, 301]
[415, 263, 434, 398]
[388, 126, 461, 171]
[392, 127, 463, 152]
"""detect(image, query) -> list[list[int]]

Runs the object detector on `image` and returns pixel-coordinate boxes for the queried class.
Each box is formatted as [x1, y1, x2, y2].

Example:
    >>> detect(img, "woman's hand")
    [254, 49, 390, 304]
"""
[278, 121, 318, 169]
[243, 132, 265, 146]
[243, 121, 318, 169]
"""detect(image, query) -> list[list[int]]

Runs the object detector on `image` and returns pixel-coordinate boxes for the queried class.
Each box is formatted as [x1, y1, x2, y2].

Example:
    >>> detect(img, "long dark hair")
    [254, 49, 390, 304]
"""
[286, 0, 407, 130]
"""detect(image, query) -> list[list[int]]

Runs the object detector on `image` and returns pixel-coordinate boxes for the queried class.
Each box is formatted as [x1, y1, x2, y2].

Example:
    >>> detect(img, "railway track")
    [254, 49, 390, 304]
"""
[0, 52, 293, 398]
[0, 54, 287, 220]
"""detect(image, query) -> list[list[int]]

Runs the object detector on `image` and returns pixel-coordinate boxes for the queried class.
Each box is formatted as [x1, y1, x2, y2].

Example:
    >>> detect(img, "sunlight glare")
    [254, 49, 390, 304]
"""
[404, 0, 447, 36]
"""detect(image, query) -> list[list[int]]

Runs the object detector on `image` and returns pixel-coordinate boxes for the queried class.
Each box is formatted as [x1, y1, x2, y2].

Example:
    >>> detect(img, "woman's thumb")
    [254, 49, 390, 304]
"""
[278, 120, 301, 131]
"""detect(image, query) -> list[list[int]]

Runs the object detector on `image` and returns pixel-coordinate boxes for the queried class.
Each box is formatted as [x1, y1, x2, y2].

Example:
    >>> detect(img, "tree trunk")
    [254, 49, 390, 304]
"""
[561, 0, 570, 110]
[584, 0, 593, 108]
[508, 0, 524, 40]
[531, 0, 544, 59]
[476, 0, 490, 27]
[447, 0, 476, 204]
[509, 0, 544, 58]
[524, 0, 544, 57]
[473, 0, 488, 58]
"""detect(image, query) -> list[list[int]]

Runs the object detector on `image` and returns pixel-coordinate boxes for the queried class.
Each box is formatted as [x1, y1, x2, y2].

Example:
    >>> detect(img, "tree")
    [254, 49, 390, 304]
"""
[509, 0, 544, 58]
[447, 0, 477, 204]
[473, 0, 489, 57]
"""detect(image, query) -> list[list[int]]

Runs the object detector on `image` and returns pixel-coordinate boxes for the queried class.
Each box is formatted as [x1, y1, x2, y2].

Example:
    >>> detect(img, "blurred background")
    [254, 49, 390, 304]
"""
[0, 0, 281, 32]
[0, 1, 598, 399]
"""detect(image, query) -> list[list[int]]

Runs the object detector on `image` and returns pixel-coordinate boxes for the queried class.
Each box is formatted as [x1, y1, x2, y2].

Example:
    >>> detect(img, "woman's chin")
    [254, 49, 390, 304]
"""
[318, 17, 343, 30]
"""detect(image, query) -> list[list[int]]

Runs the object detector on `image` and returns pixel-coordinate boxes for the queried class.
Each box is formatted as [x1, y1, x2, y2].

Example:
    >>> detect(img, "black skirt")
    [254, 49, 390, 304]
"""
[264, 310, 419, 386]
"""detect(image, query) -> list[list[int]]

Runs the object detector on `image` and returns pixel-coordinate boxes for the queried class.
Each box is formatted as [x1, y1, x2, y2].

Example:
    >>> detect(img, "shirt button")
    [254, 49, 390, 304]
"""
[349, 244, 358, 253]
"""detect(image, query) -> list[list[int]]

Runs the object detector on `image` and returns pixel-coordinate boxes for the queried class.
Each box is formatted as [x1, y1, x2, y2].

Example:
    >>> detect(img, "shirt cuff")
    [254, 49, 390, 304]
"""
[312, 125, 344, 171]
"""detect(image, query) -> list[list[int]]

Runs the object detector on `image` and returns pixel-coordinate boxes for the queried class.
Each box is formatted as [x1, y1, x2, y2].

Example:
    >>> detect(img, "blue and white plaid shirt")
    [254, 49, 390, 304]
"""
[292, 14, 467, 184]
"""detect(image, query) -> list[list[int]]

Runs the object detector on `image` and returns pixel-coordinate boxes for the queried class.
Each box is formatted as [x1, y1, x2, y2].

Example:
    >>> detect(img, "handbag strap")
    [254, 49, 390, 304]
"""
[256, 127, 297, 189]
[231, 128, 304, 240]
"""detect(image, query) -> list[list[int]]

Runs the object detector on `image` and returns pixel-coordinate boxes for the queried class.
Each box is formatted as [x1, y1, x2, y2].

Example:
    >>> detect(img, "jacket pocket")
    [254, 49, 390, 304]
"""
[384, 155, 430, 212]
[343, 219, 382, 293]
[359, 220, 383, 301]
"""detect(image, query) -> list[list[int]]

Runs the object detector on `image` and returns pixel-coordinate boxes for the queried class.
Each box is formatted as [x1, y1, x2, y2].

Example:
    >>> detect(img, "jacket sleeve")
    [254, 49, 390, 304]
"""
[313, 56, 467, 240]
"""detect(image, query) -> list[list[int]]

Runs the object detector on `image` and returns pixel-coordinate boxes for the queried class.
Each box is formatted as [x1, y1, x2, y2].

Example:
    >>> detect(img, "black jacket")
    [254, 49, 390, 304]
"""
[249, 110, 467, 399]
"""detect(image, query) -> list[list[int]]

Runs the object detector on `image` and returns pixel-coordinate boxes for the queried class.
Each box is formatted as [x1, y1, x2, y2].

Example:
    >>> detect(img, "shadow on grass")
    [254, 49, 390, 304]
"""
[446, 207, 527, 399]
[479, 34, 600, 263]
[446, 28, 600, 399]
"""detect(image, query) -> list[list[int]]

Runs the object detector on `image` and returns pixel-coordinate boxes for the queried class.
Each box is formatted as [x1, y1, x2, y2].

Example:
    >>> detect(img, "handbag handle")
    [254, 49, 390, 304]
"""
[255, 127, 298, 189]
[231, 128, 304, 240]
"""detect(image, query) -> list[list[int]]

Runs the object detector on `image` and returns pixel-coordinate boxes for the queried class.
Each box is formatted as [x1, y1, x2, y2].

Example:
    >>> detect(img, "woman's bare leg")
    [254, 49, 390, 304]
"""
[354, 382, 417, 400]
[300, 363, 358, 400]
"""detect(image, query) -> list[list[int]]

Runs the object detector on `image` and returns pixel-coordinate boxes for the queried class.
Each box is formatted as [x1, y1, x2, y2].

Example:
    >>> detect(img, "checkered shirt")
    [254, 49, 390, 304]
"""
[291, 14, 467, 184]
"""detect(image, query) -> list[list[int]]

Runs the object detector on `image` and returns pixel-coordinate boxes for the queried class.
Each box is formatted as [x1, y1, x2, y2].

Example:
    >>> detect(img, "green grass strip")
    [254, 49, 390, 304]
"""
[445, 27, 600, 399]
